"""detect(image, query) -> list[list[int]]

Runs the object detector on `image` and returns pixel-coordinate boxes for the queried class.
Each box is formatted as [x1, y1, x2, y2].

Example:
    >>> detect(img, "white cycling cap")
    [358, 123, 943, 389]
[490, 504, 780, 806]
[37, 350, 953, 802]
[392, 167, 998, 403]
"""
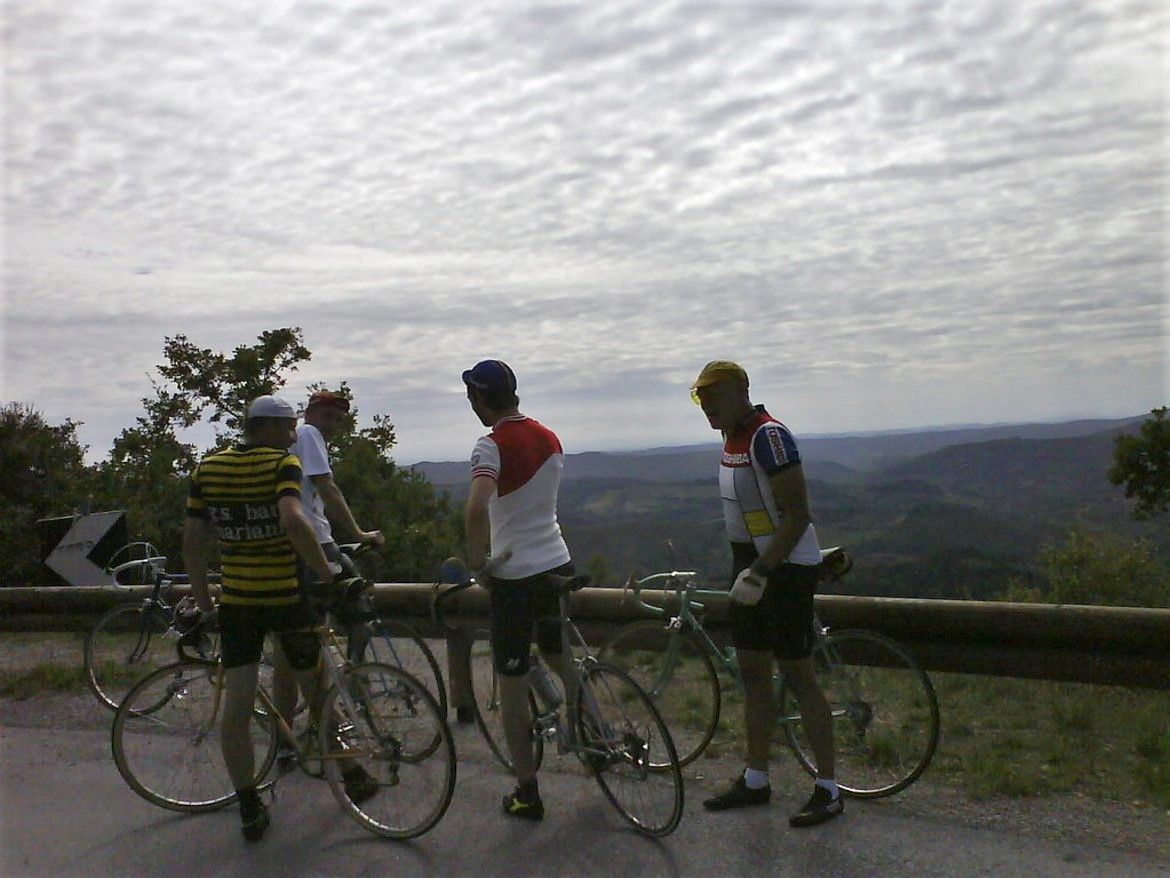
[245, 394, 296, 419]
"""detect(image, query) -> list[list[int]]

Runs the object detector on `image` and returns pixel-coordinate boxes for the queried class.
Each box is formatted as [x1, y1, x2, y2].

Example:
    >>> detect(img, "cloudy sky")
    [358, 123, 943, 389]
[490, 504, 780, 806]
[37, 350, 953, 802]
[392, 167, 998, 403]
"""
[3, 0, 1166, 466]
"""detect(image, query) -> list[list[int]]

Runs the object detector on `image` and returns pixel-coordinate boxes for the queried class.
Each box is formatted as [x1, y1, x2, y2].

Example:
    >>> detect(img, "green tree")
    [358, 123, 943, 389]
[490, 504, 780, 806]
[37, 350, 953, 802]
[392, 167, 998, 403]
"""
[94, 329, 462, 579]
[1109, 406, 1170, 520]
[0, 403, 95, 583]
[1002, 527, 1169, 608]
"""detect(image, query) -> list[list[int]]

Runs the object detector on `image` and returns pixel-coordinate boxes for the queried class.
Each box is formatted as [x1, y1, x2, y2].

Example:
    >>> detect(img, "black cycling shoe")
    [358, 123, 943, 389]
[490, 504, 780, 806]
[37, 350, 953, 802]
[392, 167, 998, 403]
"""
[240, 796, 270, 842]
[702, 775, 771, 811]
[502, 782, 544, 821]
[788, 785, 844, 828]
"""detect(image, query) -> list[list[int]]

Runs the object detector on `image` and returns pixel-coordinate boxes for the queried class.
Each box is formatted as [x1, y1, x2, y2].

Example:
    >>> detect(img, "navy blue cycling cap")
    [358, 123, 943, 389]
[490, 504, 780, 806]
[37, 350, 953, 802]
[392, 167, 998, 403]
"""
[462, 360, 517, 395]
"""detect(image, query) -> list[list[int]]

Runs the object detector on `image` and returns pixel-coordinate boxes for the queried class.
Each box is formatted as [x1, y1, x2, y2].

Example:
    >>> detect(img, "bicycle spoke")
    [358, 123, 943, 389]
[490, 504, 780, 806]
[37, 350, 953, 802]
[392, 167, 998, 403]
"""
[112, 661, 277, 813]
[85, 604, 175, 711]
[578, 662, 684, 837]
[600, 619, 721, 767]
[779, 630, 940, 798]
[322, 662, 457, 839]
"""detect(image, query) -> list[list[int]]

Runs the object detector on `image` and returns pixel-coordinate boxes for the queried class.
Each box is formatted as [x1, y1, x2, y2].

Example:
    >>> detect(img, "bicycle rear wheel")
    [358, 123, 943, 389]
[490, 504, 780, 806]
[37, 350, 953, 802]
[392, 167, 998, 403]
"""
[600, 619, 721, 768]
[111, 660, 278, 812]
[360, 618, 448, 717]
[321, 662, 457, 839]
[468, 630, 544, 771]
[778, 629, 940, 798]
[85, 603, 174, 710]
[577, 662, 684, 837]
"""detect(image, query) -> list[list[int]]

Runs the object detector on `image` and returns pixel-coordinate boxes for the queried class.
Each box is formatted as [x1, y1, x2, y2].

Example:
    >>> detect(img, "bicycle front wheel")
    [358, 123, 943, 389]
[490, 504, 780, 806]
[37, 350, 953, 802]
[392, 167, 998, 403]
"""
[600, 619, 721, 768]
[468, 630, 544, 772]
[111, 660, 278, 812]
[778, 629, 940, 798]
[321, 662, 457, 839]
[577, 662, 684, 837]
[85, 603, 174, 710]
[361, 618, 448, 717]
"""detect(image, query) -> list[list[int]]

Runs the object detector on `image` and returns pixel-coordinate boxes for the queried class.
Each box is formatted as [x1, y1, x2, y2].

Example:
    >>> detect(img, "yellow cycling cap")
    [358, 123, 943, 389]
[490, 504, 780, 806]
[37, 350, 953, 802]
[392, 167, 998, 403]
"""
[690, 361, 749, 390]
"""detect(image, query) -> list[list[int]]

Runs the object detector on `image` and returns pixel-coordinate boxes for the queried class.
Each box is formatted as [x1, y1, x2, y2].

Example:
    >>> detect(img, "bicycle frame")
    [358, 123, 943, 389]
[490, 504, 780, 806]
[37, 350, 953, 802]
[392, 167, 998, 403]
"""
[623, 571, 835, 728]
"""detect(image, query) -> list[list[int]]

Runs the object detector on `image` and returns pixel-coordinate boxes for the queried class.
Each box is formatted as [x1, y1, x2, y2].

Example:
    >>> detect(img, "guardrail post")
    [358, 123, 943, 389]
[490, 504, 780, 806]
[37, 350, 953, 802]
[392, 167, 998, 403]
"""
[446, 627, 474, 724]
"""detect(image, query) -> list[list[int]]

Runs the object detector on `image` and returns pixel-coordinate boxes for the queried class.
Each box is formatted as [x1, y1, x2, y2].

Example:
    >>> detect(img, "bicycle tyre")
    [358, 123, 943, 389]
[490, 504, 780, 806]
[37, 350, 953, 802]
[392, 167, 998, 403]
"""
[600, 619, 721, 768]
[577, 661, 684, 837]
[468, 630, 544, 772]
[361, 618, 448, 718]
[85, 603, 175, 711]
[321, 662, 457, 839]
[778, 629, 940, 798]
[111, 660, 278, 813]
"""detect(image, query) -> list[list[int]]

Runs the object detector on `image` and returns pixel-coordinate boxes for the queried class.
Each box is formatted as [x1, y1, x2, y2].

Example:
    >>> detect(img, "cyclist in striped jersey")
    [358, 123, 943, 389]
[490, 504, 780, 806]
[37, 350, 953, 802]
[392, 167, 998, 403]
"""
[185, 395, 367, 841]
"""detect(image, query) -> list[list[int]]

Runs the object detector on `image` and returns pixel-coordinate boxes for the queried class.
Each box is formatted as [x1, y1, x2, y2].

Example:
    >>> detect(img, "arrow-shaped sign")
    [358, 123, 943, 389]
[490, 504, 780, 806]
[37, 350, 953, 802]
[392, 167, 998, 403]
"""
[44, 512, 120, 586]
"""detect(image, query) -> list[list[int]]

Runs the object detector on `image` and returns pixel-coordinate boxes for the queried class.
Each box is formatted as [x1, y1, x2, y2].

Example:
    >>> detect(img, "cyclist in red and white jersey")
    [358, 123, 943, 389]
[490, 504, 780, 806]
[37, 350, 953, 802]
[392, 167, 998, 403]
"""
[692, 361, 843, 828]
[462, 359, 574, 823]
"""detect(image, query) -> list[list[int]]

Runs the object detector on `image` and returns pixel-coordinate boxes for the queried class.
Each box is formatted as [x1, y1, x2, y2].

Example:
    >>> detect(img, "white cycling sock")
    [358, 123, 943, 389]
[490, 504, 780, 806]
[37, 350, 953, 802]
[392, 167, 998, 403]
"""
[815, 778, 840, 799]
[743, 767, 770, 789]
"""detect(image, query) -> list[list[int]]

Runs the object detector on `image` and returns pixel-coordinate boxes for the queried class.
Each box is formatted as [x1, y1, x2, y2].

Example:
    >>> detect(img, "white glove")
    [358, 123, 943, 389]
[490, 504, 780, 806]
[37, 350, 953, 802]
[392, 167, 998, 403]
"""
[729, 567, 767, 606]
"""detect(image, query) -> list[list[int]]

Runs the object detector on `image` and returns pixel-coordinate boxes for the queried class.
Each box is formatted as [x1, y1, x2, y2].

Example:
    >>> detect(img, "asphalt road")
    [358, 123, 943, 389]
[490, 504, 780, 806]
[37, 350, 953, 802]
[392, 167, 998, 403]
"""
[2, 722, 1167, 878]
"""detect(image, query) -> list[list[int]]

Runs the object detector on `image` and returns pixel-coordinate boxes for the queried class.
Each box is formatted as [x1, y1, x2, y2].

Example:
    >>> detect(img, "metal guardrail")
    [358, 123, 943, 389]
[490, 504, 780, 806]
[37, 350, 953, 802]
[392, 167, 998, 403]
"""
[2, 584, 1168, 689]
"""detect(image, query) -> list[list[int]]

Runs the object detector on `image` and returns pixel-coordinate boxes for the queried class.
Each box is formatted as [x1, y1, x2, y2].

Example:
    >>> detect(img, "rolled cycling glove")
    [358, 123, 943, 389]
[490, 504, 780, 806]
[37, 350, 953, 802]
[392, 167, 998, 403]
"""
[729, 567, 767, 605]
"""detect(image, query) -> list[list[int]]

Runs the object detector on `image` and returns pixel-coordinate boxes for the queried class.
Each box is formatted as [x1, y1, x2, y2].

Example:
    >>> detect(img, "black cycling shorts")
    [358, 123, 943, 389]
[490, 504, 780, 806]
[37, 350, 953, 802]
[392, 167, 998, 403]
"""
[218, 601, 320, 670]
[488, 562, 575, 677]
[728, 542, 819, 660]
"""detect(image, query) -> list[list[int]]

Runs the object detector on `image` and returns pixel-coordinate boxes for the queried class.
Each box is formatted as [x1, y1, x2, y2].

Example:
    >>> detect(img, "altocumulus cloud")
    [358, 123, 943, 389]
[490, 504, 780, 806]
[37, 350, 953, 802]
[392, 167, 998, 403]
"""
[2, 0, 1165, 463]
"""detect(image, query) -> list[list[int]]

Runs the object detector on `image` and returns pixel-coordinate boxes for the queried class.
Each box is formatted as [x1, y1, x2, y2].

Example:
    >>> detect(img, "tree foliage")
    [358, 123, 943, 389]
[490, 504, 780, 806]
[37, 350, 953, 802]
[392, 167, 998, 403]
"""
[1109, 406, 1170, 520]
[1001, 527, 1169, 608]
[0, 404, 94, 582]
[1, 329, 462, 584]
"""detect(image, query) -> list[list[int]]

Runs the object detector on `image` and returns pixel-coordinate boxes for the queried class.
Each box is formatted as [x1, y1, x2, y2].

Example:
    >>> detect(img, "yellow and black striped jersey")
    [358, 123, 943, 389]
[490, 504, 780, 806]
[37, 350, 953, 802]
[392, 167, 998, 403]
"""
[187, 445, 304, 606]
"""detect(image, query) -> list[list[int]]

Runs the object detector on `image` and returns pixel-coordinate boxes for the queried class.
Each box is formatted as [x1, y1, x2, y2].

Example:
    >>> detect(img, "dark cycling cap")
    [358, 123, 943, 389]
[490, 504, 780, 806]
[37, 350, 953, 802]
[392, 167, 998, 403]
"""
[307, 390, 351, 412]
[462, 360, 517, 396]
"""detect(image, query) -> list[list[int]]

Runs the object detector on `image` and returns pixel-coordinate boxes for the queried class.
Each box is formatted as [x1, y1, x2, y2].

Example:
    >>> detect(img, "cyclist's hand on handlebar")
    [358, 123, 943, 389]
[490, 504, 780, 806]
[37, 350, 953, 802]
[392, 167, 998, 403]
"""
[729, 567, 766, 606]
[359, 530, 385, 547]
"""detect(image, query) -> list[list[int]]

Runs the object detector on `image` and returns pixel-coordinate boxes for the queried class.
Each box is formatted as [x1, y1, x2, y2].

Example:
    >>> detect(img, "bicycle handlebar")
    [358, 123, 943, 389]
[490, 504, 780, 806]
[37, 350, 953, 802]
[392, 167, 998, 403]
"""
[431, 551, 512, 629]
[623, 570, 705, 617]
[106, 556, 168, 587]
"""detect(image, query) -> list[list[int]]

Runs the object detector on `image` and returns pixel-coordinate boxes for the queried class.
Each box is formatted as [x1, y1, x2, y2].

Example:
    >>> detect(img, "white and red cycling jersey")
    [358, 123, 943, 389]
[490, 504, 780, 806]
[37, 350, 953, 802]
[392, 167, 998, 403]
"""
[470, 415, 572, 579]
[720, 406, 821, 566]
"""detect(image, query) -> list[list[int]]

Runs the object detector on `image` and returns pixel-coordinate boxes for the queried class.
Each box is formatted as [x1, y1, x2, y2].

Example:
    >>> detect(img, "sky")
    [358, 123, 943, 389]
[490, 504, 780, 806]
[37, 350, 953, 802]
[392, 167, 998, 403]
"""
[2, 0, 1166, 466]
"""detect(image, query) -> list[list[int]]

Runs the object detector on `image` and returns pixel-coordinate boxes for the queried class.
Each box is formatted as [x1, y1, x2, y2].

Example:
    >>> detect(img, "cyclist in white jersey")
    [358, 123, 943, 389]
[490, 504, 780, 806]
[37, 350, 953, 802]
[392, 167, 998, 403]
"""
[462, 359, 574, 822]
[691, 361, 843, 828]
[284, 390, 384, 773]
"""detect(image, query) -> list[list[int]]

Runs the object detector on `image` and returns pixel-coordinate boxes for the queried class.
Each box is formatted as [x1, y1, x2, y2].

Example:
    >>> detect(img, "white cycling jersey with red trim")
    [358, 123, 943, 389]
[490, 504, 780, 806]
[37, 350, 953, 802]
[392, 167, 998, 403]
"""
[720, 405, 821, 566]
[470, 414, 572, 579]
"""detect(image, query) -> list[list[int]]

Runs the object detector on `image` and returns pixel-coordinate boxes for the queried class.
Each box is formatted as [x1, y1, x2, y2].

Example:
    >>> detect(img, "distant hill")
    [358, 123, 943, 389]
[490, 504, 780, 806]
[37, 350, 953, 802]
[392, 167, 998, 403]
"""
[410, 416, 1144, 486]
[410, 415, 1163, 599]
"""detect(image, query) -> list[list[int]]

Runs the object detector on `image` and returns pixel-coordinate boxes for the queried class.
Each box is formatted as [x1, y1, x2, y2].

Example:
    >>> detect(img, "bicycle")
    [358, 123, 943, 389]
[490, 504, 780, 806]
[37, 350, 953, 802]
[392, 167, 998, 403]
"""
[433, 558, 685, 837]
[600, 546, 940, 798]
[84, 544, 221, 711]
[111, 575, 457, 839]
[333, 542, 447, 717]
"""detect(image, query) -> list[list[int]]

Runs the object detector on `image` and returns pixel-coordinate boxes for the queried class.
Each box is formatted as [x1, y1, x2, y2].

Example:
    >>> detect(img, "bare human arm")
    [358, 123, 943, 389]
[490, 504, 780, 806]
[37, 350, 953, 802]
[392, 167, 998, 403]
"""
[309, 472, 385, 546]
[183, 516, 216, 613]
[279, 494, 337, 582]
[465, 475, 496, 572]
[754, 463, 814, 573]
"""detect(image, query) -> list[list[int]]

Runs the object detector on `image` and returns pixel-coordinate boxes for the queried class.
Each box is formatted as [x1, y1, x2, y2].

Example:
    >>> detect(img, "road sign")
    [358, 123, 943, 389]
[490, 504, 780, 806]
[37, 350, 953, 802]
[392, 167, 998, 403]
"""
[40, 511, 126, 586]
